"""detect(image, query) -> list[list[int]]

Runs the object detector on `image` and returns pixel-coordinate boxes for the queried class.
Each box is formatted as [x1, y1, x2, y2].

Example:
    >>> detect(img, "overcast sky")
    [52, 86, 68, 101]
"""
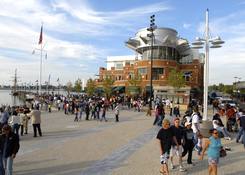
[0, 0, 245, 86]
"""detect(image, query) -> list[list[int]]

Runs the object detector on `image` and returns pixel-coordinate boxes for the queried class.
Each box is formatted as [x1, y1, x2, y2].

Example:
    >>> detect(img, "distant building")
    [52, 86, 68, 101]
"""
[96, 27, 204, 105]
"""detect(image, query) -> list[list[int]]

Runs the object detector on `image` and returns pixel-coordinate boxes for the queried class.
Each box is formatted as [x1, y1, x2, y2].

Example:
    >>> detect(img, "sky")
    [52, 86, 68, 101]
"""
[0, 0, 245, 86]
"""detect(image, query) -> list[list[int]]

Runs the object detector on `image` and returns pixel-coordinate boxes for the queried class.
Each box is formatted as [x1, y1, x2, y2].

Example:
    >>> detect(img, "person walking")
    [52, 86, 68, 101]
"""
[182, 121, 195, 165]
[156, 119, 178, 175]
[236, 109, 245, 148]
[74, 106, 79, 122]
[169, 118, 186, 172]
[191, 107, 201, 145]
[157, 103, 165, 126]
[8, 111, 20, 137]
[0, 124, 20, 175]
[200, 128, 222, 175]
[212, 113, 231, 140]
[114, 103, 120, 122]
[28, 107, 42, 137]
[100, 105, 107, 122]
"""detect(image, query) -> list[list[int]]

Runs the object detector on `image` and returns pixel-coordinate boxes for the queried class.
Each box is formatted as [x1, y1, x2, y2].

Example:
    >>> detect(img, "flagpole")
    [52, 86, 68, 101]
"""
[39, 41, 43, 95]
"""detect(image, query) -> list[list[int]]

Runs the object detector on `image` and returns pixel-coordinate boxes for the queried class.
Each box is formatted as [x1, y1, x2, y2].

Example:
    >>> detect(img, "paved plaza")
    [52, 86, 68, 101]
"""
[14, 109, 245, 175]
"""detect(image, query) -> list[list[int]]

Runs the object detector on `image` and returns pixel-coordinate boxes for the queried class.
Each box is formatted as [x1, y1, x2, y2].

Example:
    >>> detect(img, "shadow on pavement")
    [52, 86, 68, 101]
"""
[15, 160, 95, 175]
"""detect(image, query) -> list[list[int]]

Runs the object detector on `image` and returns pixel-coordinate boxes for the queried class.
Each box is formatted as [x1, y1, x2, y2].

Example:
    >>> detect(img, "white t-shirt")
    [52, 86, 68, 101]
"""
[191, 113, 200, 133]
[212, 120, 219, 129]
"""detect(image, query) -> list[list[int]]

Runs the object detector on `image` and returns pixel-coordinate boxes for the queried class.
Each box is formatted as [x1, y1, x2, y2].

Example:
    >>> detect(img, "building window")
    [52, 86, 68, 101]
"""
[138, 68, 147, 75]
[115, 62, 123, 70]
[152, 68, 164, 80]
[183, 71, 192, 81]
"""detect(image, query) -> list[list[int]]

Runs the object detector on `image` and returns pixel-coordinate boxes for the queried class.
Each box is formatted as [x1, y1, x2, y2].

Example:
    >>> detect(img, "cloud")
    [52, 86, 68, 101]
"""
[183, 23, 191, 29]
[0, 0, 171, 85]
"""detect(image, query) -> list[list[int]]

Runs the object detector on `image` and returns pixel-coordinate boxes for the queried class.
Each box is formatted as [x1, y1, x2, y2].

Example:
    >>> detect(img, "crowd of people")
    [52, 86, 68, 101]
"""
[156, 100, 245, 175]
[1, 92, 245, 175]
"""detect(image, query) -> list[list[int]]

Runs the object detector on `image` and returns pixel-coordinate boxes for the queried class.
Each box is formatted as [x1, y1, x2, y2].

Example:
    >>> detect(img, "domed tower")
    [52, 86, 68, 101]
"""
[125, 27, 203, 105]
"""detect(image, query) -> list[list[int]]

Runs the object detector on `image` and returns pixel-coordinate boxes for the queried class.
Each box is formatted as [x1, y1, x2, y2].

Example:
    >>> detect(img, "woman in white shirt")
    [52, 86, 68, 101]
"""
[212, 113, 231, 140]
[8, 110, 20, 137]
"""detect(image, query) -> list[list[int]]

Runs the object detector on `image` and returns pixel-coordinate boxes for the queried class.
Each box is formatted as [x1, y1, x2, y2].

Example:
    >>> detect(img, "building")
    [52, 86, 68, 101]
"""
[96, 27, 204, 105]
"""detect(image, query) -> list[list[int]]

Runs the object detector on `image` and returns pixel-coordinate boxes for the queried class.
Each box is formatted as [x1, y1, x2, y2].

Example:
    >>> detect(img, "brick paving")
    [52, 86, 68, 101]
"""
[14, 109, 245, 175]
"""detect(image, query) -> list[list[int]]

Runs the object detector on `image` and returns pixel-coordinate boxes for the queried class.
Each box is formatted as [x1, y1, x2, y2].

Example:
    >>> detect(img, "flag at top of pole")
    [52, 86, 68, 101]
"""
[38, 24, 43, 45]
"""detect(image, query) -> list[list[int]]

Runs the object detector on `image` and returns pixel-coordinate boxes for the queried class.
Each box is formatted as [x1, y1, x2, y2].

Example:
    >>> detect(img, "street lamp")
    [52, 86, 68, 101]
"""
[234, 76, 241, 101]
[147, 15, 157, 112]
[191, 9, 224, 121]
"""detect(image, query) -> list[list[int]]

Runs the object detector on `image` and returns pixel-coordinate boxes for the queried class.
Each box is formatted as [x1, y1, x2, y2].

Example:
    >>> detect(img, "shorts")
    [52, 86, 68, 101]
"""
[208, 157, 219, 165]
[170, 145, 183, 157]
[160, 152, 170, 164]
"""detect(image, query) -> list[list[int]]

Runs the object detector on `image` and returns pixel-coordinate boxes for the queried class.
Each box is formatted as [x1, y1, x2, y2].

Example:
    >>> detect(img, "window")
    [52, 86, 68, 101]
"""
[138, 68, 147, 75]
[115, 62, 123, 70]
[152, 68, 164, 80]
[183, 71, 192, 82]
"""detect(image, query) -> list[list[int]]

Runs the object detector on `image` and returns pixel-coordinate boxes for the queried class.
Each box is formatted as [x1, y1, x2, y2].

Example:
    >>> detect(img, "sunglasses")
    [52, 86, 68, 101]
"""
[213, 132, 218, 135]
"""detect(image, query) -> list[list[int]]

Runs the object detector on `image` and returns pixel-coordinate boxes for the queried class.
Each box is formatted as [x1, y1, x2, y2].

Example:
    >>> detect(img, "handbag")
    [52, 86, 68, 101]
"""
[220, 147, 227, 157]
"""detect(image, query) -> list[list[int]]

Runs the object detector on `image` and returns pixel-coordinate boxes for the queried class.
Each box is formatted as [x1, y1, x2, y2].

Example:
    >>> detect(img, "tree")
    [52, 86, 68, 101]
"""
[102, 76, 114, 98]
[66, 81, 73, 96]
[167, 69, 186, 102]
[167, 69, 186, 90]
[128, 74, 142, 87]
[74, 78, 82, 93]
[127, 74, 142, 95]
[86, 78, 96, 96]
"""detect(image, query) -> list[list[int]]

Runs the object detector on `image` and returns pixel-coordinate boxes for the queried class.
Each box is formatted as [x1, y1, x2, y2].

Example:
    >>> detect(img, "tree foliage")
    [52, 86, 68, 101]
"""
[86, 78, 96, 96]
[102, 76, 114, 98]
[209, 83, 233, 95]
[127, 74, 142, 95]
[128, 74, 142, 87]
[167, 69, 186, 90]
[74, 78, 82, 93]
[66, 81, 73, 96]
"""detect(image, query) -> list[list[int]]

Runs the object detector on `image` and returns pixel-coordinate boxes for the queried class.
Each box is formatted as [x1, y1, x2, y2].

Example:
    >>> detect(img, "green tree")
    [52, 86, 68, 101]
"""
[127, 74, 142, 95]
[218, 83, 225, 92]
[86, 78, 96, 96]
[74, 78, 82, 93]
[167, 69, 186, 103]
[128, 74, 142, 87]
[167, 69, 186, 90]
[66, 81, 73, 96]
[102, 76, 114, 98]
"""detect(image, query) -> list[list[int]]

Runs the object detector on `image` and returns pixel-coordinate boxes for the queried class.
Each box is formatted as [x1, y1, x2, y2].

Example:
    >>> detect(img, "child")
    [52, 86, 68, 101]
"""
[194, 133, 203, 155]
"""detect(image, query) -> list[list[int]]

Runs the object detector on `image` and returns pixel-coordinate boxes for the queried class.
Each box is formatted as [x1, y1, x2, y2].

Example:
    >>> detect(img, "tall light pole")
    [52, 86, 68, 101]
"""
[192, 9, 225, 121]
[234, 76, 241, 100]
[147, 15, 157, 112]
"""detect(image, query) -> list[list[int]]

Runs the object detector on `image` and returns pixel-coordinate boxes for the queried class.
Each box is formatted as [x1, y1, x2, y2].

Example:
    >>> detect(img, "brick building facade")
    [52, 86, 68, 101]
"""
[96, 27, 204, 105]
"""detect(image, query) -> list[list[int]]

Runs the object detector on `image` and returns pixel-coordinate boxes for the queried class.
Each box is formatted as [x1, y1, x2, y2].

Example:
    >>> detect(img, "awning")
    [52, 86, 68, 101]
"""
[95, 87, 104, 93]
[113, 86, 125, 93]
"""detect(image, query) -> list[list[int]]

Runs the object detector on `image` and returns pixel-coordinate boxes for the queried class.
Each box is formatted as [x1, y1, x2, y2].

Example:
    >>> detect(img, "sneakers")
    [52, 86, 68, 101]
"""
[187, 162, 195, 167]
[224, 137, 231, 140]
[179, 166, 186, 172]
[170, 163, 175, 169]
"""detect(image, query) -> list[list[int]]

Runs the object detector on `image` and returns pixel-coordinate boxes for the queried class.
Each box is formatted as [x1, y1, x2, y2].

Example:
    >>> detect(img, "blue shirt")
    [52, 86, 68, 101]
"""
[207, 136, 222, 158]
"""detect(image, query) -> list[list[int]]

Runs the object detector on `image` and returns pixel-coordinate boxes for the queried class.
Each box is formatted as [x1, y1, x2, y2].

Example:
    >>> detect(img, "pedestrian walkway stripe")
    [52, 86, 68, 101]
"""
[80, 127, 159, 175]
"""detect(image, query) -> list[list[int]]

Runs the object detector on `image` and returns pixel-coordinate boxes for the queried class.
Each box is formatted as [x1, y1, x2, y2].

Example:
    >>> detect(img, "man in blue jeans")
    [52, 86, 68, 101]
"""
[236, 110, 245, 148]
[0, 124, 20, 175]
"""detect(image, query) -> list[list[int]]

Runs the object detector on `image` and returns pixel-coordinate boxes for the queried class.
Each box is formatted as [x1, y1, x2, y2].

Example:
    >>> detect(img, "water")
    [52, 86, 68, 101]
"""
[0, 90, 23, 106]
[0, 89, 68, 106]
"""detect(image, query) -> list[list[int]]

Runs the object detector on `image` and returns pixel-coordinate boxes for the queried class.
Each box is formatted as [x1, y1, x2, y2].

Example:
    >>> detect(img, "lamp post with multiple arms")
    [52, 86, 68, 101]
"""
[147, 15, 157, 112]
[192, 9, 225, 121]
[234, 76, 241, 100]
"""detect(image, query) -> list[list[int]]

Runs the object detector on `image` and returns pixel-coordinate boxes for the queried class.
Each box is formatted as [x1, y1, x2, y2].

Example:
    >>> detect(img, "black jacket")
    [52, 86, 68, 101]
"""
[0, 132, 20, 158]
